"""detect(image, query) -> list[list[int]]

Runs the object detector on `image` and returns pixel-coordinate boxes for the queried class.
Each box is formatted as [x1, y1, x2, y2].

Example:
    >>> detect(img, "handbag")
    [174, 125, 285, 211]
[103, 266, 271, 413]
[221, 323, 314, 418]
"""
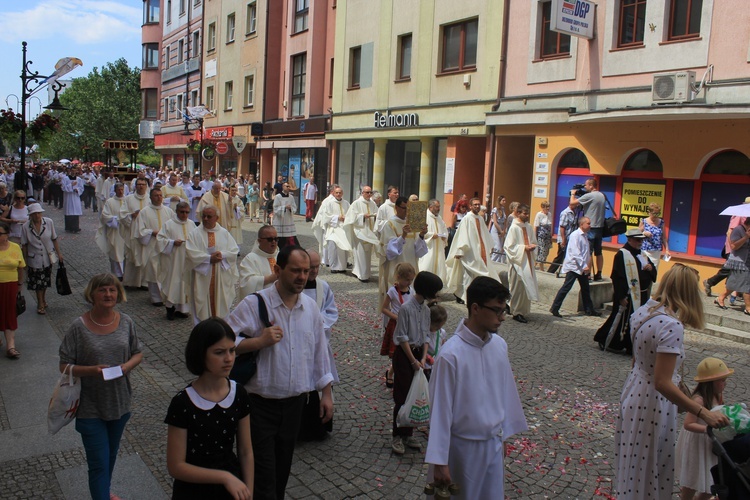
[397, 368, 431, 428]
[16, 291, 26, 316]
[602, 193, 627, 237]
[229, 293, 269, 385]
[55, 262, 72, 296]
[47, 364, 81, 435]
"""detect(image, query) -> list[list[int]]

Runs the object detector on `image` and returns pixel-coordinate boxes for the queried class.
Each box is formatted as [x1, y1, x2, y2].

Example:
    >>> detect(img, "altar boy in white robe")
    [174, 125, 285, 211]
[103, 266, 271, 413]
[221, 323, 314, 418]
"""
[503, 204, 539, 324]
[426, 276, 527, 499]
[157, 202, 195, 320]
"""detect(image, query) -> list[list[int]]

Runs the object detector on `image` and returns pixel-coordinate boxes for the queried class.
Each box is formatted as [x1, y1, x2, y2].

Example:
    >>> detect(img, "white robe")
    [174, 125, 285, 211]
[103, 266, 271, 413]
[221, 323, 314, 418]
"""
[425, 319, 528, 500]
[61, 176, 84, 216]
[186, 185, 206, 222]
[157, 216, 196, 306]
[273, 193, 297, 238]
[135, 204, 174, 283]
[344, 196, 379, 280]
[446, 211, 500, 301]
[313, 196, 351, 271]
[186, 224, 239, 322]
[504, 218, 539, 316]
[95, 195, 126, 264]
[302, 279, 339, 384]
[375, 199, 396, 234]
[312, 194, 335, 262]
[228, 195, 245, 245]
[378, 216, 428, 297]
[238, 244, 278, 298]
[419, 209, 449, 282]
[196, 191, 232, 228]
[120, 192, 150, 287]
[162, 183, 189, 212]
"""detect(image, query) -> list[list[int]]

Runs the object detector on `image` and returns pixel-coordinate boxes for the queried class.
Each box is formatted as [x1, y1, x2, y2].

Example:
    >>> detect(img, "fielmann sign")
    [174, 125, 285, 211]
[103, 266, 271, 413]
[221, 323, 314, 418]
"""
[550, 0, 595, 39]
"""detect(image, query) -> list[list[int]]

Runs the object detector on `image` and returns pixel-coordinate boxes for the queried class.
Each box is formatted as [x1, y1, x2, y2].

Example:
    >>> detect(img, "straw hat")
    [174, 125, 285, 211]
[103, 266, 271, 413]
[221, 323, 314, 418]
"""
[694, 357, 734, 382]
[625, 228, 646, 239]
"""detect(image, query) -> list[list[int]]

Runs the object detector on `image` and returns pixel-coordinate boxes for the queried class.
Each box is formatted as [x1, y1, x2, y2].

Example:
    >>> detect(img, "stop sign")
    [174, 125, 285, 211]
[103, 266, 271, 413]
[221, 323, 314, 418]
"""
[215, 142, 229, 155]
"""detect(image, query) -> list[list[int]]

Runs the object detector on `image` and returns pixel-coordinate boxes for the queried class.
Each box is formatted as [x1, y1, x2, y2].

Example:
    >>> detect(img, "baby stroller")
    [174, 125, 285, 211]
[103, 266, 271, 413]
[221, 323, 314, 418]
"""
[708, 427, 750, 499]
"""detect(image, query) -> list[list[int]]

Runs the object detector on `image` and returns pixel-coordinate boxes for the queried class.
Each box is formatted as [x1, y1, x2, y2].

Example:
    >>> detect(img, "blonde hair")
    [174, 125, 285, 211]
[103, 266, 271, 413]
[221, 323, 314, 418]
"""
[509, 201, 520, 214]
[650, 264, 704, 329]
[394, 262, 416, 280]
[648, 203, 661, 213]
[84, 273, 127, 305]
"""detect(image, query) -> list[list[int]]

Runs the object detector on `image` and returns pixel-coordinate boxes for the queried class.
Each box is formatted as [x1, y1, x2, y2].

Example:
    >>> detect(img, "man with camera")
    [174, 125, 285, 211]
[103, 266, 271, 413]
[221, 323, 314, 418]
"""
[570, 178, 606, 281]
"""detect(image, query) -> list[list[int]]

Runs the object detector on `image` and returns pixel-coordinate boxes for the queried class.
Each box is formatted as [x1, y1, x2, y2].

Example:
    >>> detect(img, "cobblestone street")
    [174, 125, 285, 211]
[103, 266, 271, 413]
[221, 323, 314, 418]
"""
[3, 206, 750, 499]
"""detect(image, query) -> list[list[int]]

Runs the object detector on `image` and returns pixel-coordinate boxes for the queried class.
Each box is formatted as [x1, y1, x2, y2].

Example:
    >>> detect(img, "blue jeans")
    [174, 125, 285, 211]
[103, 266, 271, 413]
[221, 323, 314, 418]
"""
[551, 271, 594, 313]
[75, 413, 131, 500]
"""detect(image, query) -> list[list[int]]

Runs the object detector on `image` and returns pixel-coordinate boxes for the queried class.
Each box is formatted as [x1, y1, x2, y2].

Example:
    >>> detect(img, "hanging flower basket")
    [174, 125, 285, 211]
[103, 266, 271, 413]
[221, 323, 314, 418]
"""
[28, 113, 60, 141]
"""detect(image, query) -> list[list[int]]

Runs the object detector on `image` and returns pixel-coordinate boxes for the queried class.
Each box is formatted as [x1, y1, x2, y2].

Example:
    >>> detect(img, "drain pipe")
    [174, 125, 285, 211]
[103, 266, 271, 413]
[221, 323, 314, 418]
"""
[487, 0, 510, 207]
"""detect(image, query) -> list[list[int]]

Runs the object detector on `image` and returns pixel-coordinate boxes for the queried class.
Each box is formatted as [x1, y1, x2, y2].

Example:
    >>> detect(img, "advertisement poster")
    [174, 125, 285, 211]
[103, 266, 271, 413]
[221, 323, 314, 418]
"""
[444, 158, 455, 194]
[298, 149, 314, 215]
[620, 182, 666, 227]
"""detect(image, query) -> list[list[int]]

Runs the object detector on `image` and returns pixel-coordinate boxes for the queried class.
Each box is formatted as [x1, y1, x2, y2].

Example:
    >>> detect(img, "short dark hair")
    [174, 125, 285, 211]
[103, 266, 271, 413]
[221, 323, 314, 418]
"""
[467, 277, 511, 314]
[277, 245, 309, 269]
[185, 318, 237, 375]
[395, 196, 409, 208]
[413, 271, 443, 300]
[517, 204, 530, 214]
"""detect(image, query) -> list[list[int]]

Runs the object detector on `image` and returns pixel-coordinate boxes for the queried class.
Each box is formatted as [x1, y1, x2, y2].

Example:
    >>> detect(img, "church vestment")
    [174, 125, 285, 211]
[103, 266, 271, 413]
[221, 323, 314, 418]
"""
[119, 192, 150, 288]
[61, 175, 84, 232]
[196, 190, 232, 228]
[344, 196, 379, 280]
[378, 216, 428, 297]
[313, 196, 351, 271]
[445, 211, 497, 301]
[238, 243, 278, 298]
[375, 199, 395, 234]
[228, 194, 245, 245]
[418, 209, 448, 282]
[95, 195, 127, 277]
[162, 183, 189, 212]
[136, 204, 175, 303]
[273, 193, 298, 247]
[504, 218, 539, 317]
[157, 215, 196, 313]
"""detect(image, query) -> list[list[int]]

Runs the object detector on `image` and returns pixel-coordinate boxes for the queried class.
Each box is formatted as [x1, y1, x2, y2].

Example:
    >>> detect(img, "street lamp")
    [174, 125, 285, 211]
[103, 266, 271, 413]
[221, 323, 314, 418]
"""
[14, 42, 81, 191]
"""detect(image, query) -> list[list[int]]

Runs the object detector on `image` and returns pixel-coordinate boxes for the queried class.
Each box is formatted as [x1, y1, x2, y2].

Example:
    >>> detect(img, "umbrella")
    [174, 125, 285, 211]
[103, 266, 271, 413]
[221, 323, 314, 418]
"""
[92, 161, 105, 167]
[720, 203, 750, 218]
[71, 160, 80, 165]
[604, 305, 627, 351]
[59, 159, 71, 164]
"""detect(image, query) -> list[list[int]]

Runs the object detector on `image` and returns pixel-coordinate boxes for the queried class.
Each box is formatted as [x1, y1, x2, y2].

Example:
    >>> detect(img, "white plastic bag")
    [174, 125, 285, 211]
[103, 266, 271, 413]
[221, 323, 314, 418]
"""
[397, 368, 430, 427]
[711, 403, 750, 443]
[47, 364, 81, 435]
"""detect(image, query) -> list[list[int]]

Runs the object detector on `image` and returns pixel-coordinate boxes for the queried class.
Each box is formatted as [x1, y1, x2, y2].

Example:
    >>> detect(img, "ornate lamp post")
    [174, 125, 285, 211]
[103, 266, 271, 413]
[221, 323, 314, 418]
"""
[182, 115, 205, 175]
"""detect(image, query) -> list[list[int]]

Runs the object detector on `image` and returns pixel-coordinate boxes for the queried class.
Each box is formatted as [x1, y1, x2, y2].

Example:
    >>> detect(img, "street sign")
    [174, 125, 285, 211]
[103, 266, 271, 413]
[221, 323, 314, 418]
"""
[215, 142, 229, 155]
[232, 136, 247, 154]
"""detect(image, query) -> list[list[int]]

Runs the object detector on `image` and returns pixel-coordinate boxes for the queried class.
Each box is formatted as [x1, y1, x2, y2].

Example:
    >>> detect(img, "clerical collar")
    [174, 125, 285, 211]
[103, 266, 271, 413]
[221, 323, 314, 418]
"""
[398, 289, 410, 295]
[280, 192, 289, 198]
[304, 280, 317, 289]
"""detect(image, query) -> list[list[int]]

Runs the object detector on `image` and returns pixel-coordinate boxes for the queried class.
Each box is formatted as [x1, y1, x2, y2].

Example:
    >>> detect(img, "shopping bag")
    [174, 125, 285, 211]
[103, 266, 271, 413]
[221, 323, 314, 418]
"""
[55, 262, 72, 296]
[712, 404, 750, 442]
[47, 364, 81, 435]
[16, 291, 26, 316]
[397, 368, 430, 427]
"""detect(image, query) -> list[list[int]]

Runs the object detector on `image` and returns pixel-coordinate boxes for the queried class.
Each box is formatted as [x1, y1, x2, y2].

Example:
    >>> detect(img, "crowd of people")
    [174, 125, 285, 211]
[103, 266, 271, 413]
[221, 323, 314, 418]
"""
[4, 156, 750, 499]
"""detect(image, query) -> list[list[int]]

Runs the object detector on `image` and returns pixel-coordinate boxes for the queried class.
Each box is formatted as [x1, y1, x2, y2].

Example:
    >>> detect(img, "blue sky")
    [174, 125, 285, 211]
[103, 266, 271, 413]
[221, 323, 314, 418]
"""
[0, 0, 142, 119]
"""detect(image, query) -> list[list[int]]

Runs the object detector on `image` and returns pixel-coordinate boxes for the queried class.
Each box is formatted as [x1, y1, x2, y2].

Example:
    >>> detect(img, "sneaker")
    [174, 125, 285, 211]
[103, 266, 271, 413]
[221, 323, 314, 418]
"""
[392, 436, 405, 455]
[593, 273, 603, 282]
[730, 295, 737, 306]
[703, 279, 713, 297]
[405, 436, 422, 450]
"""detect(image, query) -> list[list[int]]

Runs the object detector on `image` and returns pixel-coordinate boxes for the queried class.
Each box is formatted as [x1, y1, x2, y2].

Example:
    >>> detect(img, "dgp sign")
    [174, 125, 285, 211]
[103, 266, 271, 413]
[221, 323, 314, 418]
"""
[550, 0, 595, 39]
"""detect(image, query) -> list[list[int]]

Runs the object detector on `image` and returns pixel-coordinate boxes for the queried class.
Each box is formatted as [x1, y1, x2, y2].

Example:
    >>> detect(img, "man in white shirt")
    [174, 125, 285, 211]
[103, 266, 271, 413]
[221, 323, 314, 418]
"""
[303, 180, 318, 222]
[344, 185, 379, 282]
[549, 217, 600, 317]
[426, 276, 527, 499]
[135, 186, 175, 305]
[226, 246, 333, 500]
[238, 225, 279, 297]
[375, 185, 399, 233]
[95, 182, 127, 279]
[157, 201, 195, 320]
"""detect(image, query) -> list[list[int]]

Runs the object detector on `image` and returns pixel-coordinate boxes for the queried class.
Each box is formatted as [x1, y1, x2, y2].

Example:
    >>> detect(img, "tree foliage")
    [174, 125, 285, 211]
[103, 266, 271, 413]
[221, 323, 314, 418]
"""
[40, 58, 145, 162]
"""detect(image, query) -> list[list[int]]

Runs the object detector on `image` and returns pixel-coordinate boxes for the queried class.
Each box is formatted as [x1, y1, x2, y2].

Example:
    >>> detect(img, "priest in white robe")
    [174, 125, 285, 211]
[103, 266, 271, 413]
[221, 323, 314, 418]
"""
[238, 225, 279, 298]
[196, 181, 232, 229]
[311, 190, 335, 264]
[378, 196, 428, 298]
[426, 276, 527, 500]
[375, 185, 399, 234]
[503, 204, 539, 323]
[312, 185, 351, 272]
[95, 182, 127, 278]
[119, 178, 150, 288]
[61, 168, 84, 232]
[162, 173, 189, 212]
[344, 186, 379, 282]
[228, 185, 245, 245]
[186, 205, 239, 323]
[135, 186, 174, 305]
[302, 249, 339, 384]
[157, 202, 195, 320]
[445, 197, 500, 303]
[418, 199, 449, 282]
[272, 182, 299, 248]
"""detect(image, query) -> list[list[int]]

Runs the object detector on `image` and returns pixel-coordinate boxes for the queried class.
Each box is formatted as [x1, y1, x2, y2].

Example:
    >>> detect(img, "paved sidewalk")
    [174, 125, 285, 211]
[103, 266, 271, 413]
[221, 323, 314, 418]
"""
[2, 207, 750, 499]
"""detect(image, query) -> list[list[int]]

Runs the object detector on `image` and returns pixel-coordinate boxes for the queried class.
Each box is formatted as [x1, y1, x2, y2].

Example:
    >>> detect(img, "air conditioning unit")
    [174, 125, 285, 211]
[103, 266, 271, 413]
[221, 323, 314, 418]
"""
[652, 71, 696, 104]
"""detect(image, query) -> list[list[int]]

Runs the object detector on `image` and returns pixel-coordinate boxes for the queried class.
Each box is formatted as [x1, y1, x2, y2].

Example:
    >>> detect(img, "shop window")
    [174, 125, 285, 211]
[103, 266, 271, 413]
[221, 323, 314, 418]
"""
[540, 2, 571, 58]
[294, 0, 309, 33]
[560, 148, 590, 169]
[246, 1, 257, 35]
[669, 0, 702, 40]
[440, 18, 478, 73]
[554, 148, 590, 231]
[618, 0, 646, 47]
[703, 150, 750, 175]
[623, 150, 663, 172]
[291, 53, 307, 116]
[207, 22, 216, 51]
[397, 34, 412, 81]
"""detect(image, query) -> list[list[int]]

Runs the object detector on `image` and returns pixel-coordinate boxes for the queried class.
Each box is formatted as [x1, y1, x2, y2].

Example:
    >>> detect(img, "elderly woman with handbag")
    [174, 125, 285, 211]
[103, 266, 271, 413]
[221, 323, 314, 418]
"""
[21, 203, 63, 315]
[0, 221, 25, 359]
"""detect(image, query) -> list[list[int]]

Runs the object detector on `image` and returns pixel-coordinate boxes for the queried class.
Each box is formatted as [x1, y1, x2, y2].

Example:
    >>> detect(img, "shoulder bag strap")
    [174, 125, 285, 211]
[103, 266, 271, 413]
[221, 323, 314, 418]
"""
[253, 292, 272, 328]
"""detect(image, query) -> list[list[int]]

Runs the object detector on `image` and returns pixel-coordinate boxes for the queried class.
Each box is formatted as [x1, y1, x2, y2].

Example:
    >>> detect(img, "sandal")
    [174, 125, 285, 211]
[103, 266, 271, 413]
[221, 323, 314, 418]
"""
[37, 306, 46, 315]
[743, 309, 750, 316]
[714, 299, 728, 310]
[385, 370, 394, 388]
[6, 347, 20, 359]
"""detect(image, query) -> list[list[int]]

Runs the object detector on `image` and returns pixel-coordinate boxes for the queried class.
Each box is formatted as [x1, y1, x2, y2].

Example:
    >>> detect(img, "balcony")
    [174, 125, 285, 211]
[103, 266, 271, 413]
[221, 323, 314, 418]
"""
[162, 57, 201, 83]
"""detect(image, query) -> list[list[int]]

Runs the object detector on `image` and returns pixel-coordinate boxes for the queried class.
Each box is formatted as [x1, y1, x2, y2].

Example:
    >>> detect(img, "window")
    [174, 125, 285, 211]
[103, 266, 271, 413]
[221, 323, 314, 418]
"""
[176, 94, 184, 118]
[244, 75, 255, 107]
[294, 0, 309, 33]
[194, 0, 201, 5]
[192, 31, 200, 58]
[169, 96, 176, 120]
[143, 0, 159, 24]
[246, 2, 257, 35]
[291, 53, 306, 116]
[540, 2, 571, 58]
[441, 18, 478, 72]
[397, 34, 412, 80]
[190, 89, 199, 107]
[179, 0, 186, 15]
[178, 39, 185, 64]
[227, 13, 236, 43]
[206, 86, 215, 110]
[143, 89, 158, 119]
[225, 81, 234, 110]
[669, 0, 702, 40]
[165, 45, 171, 69]
[142, 43, 159, 69]
[349, 47, 361, 88]
[163, 98, 170, 121]
[167, 0, 172, 23]
[329, 58, 334, 98]
[207, 22, 216, 51]
[618, 0, 647, 47]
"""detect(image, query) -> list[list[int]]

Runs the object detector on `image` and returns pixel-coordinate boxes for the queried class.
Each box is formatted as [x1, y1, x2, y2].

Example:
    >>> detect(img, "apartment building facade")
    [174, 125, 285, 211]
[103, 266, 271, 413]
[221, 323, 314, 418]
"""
[139, 0, 162, 142]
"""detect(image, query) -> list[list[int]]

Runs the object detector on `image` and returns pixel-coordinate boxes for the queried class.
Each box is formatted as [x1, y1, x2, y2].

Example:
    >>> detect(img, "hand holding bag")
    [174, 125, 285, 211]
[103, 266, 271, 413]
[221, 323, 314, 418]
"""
[47, 364, 81, 435]
[397, 368, 431, 428]
[16, 291, 26, 316]
[55, 262, 72, 296]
